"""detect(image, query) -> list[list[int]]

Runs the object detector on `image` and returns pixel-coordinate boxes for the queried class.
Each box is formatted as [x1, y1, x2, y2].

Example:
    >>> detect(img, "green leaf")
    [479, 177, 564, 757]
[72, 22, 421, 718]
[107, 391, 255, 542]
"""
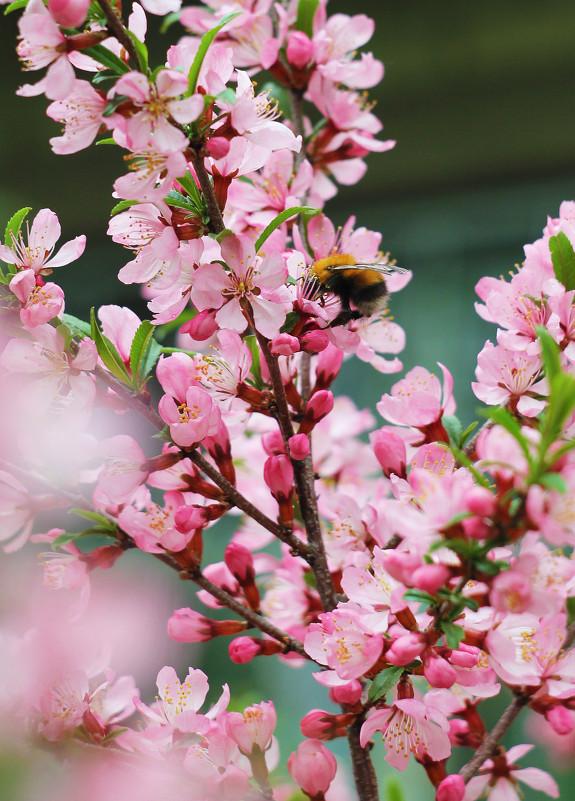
[61, 314, 92, 338]
[246, 335, 262, 386]
[4, 0, 28, 14]
[537, 326, 562, 380]
[102, 93, 130, 118]
[130, 320, 163, 388]
[83, 45, 131, 75]
[160, 10, 182, 33]
[217, 88, 237, 104]
[442, 414, 462, 446]
[403, 589, 436, 606]
[51, 531, 83, 548]
[384, 777, 407, 801]
[280, 311, 300, 334]
[90, 307, 132, 384]
[549, 231, 575, 291]
[295, 0, 319, 37]
[487, 406, 533, 464]
[538, 472, 568, 493]
[368, 666, 404, 703]
[69, 508, 116, 529]
[459, 420, 478, 447]
[567, 596, 575, 626]
[186, 11, 242, 96]
[127, 30, 148, 73]
[440, 621, 465, 649]
[129, 320, 155, 384]
[255, 206, 319, 253]
[474, 558, 502, 577]
[4, 206, 31, 247]
[110, 199, 138, 216]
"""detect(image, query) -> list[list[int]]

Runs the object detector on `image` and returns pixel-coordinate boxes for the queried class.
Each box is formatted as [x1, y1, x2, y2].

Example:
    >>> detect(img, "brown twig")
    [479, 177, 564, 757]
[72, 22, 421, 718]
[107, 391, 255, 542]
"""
[96, 0, 141, 68]
[189, 150, 226, 234]
[459, 692, 529, 783]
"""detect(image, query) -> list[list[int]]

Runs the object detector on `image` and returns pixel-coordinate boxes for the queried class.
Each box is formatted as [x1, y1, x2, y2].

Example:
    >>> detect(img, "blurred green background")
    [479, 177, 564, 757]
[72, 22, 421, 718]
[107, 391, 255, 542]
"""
[2, 1, 575, 798]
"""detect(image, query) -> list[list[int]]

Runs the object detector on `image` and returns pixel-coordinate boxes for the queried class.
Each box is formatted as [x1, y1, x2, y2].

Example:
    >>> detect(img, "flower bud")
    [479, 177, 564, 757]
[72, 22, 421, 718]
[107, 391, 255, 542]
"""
[299, 390, 334, 435]
[329, 679, 362, 707]
[546, 705, 574, 735]
[386, 633, 425, 665]
[300, 709, 356, 740]
[181, 310, 219, 341]
[314, 343, 344, 391]
[412, 563, 450, 594]
[371, 427, 407, 478]
[424, 654, 457, 689]
[167, 607, 248, 642]
[229, 636, 284, 664]
[262, 429, 286, 456]
[206, 136, 230, 159]
[270, 333, 300, 356]
[286, 31, 314, 69]
[289, 433, 310, 460]
[301, 329, 329, 353]
[436, 775, 465, 801]
[49, 0, 90, 27]
[288, 740, 337, 798]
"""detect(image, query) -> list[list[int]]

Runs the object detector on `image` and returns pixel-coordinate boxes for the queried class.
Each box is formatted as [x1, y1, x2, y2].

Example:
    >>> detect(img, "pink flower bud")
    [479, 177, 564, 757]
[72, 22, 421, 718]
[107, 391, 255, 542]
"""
[424, 654, 457, 688]
[300, 709, 355, 740]
[225, 542, 254, 582]
[286, 31, 314, 69]
[49, 0, 90, 27]
[180, 310, 219, 341]
[229, 636, 262, 664]
[301, 329, 329, 353]
[226, 701, 277, 754]
[167, 607, 248, 642]
[314, 343, 343, 390]
[436, 775, 465, 801]
[465, 485, 496, 517]
[412, 563, 450, 594]
[449, 644, 479, 668]
[381, 550, 422, 584]
[206, 136, 230, 159]
[174, 504, 208, 534]
[289, 433, 310, 460]
[288, 740, 337, 797]
[299, 390, 334, 435]
[270, 333, 300, 356]
[449, 718, 471, 746]
[167, 607, 214, 642]
[386, 633, 425, 665]
[262, 430, 286, 456]
[329, 679, 362, 706]
[546, 705, 574, 735]
[264, 454, 294, 500]
[229, 636, 284, 664]
[371, 427, 407, 478]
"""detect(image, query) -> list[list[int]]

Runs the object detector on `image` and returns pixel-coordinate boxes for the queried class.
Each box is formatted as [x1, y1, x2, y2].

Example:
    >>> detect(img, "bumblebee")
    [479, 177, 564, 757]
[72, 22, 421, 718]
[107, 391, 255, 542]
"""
[310, 254, 409, 327]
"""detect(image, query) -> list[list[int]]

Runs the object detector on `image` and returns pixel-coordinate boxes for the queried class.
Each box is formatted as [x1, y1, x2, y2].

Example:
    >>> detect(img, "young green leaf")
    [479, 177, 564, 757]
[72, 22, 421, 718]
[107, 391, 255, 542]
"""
[368, 666, 404, 703]
[129, 320, 156, 385]
[549, 231, 575, 291]
[90, 308, 132, 384]
[186, 11, 242, 96]
[295, 0, 320, 37]
[255, 206, 319, 253]
[442, 414, 462, 447]
[4, 0, 28, 14]
[83, 45, 131, 75]
[69, 508, 116, 530]
[537, 325, 562, 381]
[4, 206, 31, 247]
[127, 30, 148, 73]
[383, 777, 407, 801]
[440, 621, 465, 650]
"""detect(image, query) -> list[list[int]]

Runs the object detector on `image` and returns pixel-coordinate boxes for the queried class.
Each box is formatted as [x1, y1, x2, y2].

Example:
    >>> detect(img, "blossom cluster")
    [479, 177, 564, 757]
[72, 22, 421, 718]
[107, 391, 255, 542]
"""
[2, 1, 575, 800]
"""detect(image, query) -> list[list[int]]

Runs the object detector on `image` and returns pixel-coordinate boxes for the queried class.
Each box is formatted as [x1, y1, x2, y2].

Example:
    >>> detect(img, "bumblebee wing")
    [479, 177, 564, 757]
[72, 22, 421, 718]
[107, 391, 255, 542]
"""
[327, 263, 409, 275]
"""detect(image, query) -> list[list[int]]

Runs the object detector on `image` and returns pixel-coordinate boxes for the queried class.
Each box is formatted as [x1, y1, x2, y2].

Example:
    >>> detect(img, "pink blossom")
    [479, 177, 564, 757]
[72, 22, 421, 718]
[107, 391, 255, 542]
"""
[436, 775, 465, 801]
[159, 385, 222, 448]
[526, 464, 575, 546]
[118, 491, 192, 553]
[377, 363, 455, 434]
[472, 340, 546, 416]
[313, 13, 383, 89]
[97, 435, 149, 504]
[225, 700, 276, 754]
[47, 79, 108, 154]
[287, 739, 338, 797]
[134, 665, 215, 735]
[113, 134, 188, 203]
[191, 234, 288, 338]
[0, 207, 86, 275]
[16, 0, 76, 100]
[0, 470, 35, 552]
[463, 744, 558, 801]
[9, 268, 64, 327]
[360, 697, 451, 770]
[111, 70, 203, 154]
